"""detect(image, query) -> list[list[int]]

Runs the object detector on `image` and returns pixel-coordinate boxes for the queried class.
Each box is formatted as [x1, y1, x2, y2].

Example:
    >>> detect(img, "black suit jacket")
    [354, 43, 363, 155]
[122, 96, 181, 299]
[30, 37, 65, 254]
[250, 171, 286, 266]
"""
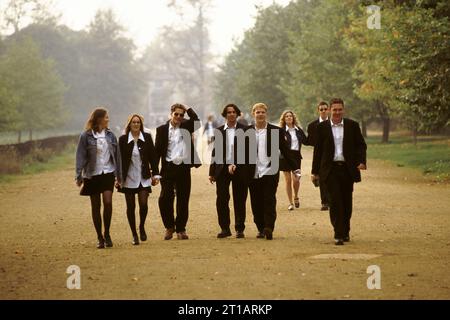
[118, 132, 159, 183]
[155, 108, 201, 175]
[208, 122, 248, 179]
[312, 118, 367, 183]
[247, 123, 300, 180]
[282, 126, 307, 159]
[305, 119, 321, 146]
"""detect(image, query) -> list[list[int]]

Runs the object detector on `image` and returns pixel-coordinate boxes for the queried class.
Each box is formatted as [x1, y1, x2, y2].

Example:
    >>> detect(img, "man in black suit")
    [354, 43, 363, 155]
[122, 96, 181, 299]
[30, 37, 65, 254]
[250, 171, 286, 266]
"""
[209, 104, 249, 239]
[248, 103, 301, 240]
[311, 98, 367, 245]
[155, 103, 201, 240]
[305, 101, 330, 210]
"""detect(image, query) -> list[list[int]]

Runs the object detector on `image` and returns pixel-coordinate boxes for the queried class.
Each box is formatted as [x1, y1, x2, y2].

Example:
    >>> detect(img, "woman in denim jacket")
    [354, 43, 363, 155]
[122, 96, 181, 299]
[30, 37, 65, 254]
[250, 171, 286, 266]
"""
[76, 107, 121, 249]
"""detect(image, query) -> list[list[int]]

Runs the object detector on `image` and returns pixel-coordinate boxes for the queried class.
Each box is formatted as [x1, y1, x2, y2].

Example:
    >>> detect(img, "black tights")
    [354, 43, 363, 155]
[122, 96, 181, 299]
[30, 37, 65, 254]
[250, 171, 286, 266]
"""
[125, 190, 149, 236]
[90, 191, 113, 240]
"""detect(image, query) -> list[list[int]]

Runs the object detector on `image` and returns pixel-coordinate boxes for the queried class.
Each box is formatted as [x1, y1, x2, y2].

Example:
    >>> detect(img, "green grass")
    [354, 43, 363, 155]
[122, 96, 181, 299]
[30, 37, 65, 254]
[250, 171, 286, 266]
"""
[367, 135, 450, 182]
[0, 144, 75, 184]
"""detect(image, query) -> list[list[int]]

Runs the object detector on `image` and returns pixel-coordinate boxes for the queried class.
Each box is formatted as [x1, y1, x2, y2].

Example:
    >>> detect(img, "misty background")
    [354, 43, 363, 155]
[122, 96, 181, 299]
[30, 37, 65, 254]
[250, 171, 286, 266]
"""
[0, 0, 449, 144]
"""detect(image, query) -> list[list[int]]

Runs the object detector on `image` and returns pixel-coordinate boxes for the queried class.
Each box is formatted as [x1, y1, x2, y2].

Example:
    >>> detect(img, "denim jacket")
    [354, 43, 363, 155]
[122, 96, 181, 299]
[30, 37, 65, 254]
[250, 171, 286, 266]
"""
[75, 129, 121, 183]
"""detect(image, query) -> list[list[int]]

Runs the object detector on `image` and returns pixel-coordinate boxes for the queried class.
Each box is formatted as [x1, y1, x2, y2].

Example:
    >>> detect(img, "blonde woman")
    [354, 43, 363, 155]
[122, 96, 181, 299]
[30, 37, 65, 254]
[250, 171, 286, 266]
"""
[279, 110, 307, 210]
[118, 114, 160, 245]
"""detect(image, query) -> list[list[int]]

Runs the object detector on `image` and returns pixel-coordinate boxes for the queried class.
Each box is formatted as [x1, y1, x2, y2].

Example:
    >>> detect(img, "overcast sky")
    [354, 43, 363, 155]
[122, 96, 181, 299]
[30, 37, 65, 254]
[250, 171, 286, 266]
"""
[52, 0, 291, 58]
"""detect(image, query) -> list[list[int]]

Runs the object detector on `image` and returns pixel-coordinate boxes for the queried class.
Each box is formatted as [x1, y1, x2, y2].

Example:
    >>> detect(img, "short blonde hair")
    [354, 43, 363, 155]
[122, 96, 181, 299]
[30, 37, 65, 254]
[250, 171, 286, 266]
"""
[251, 102, 268, 114]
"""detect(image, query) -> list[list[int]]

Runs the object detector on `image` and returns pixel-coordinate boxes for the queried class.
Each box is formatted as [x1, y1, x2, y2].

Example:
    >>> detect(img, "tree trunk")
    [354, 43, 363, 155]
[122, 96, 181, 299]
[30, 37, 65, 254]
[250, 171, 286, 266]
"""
[361, 119, 367, 138]
[381, 117, 390, 143]
[412, 127, 418, 145]
[376, 100, 390, 143]
[18, 131, 21, 144]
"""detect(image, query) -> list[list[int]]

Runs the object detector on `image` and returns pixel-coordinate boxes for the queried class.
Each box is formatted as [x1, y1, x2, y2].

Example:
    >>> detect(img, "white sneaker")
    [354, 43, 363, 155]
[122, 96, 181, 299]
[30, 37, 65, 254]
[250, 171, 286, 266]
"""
[288, 204, 294, 211]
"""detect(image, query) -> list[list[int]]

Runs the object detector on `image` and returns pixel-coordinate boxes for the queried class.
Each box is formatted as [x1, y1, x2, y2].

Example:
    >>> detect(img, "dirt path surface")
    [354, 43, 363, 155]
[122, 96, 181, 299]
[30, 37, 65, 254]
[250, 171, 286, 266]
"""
[1, 148, 449, 300]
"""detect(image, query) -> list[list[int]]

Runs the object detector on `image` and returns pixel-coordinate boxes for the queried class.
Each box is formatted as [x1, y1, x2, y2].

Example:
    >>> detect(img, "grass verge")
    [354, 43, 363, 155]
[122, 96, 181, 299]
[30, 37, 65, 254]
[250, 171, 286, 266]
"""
[0, 144, 75, 184]
[367, 135, 450, 183]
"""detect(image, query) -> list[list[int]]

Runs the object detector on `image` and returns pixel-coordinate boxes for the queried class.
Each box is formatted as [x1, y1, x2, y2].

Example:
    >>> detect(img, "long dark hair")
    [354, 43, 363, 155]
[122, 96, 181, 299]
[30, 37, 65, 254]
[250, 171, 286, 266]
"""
[85, 107, 108, 133]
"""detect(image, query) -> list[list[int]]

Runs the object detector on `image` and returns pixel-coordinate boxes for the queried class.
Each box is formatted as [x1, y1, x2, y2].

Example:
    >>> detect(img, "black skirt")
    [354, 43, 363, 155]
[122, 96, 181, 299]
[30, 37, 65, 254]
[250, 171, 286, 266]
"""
[118, 183, 152, 194]
[279, 149, 302, 172]
[80, 172, 115, 196]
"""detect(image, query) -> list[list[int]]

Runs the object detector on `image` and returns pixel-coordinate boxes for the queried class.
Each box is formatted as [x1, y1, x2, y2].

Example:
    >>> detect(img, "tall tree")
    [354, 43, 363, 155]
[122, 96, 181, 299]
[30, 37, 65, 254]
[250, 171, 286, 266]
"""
[143, 0, 214, 119]
[81, 9, 146, 129]
[1, 0, 59, 34]
[282, 0, 364, 126]
[0, 36, 66, 141]
[215, 2, 307, 120]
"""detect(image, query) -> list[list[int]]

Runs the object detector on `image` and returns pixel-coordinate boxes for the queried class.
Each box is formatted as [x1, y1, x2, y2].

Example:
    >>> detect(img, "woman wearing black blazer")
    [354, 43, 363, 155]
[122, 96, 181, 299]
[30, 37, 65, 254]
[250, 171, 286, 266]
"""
[118, 114, 160, 245]
[279, 110, 307, 211]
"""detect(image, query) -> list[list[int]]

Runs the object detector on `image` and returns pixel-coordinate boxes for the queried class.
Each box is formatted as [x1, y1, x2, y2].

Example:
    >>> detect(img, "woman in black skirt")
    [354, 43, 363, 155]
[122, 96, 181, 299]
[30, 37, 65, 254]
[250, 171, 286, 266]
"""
[118, 114, 160, 245]
[279, 110, 307, 211]
[75, 107, 121, 249]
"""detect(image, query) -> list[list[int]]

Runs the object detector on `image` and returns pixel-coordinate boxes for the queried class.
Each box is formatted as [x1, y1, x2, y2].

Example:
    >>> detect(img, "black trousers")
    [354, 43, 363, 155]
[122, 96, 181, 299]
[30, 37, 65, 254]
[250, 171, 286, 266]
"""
[249, 173, 279, 232]
[326, 163, 354, 239]
[158, 163, 191, 233]
[215, 169, 248, 232]
[319, 178, 329, 205]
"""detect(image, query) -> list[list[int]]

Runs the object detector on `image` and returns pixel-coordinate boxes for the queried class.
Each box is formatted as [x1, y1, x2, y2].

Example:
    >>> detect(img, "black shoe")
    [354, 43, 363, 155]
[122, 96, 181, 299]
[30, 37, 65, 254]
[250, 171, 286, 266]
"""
[343, 235, 350, 242]
[217, 229, 232, 238]
[236, 231, 245, 239]
[264, 228, 273, 240]
[97, 237, 105, 249]
[256, 231, 265, 239]
[334, 239, 344, 246]
[139, 227, 147, 241]
[321, 204, 329, 211]
[132, 235, 140, 245]
[104, 234, 113, 248]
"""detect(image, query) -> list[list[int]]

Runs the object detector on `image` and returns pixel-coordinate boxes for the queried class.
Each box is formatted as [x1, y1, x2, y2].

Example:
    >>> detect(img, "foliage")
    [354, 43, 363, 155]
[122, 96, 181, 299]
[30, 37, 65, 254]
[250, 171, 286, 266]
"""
[0, 36, 66, 133]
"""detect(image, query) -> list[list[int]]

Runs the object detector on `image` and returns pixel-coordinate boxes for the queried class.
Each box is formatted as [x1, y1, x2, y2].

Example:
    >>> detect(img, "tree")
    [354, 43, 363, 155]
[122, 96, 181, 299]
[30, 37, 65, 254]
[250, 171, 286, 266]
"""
[142, 0, 215, 119]
[282, 0, 364, 127]
[0, 36, 66, 141]
[347, 1, 450, 142]
[215, 2, 306, 121]
[80, 9, 146, 129]
[1, 0, 59, 34]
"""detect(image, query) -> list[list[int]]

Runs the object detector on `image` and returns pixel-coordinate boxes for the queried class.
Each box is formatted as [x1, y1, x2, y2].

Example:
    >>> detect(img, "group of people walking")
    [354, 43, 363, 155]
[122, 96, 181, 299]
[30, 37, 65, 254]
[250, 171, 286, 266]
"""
[75, 98, 366, 248]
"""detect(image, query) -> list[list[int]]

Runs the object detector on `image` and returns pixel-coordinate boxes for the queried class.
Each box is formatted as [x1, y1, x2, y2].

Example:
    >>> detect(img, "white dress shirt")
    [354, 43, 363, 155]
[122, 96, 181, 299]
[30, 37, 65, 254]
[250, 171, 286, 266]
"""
[166, 122, 186, 165]
[319, 116, 328, 123]
[123, 132, 151, 189]
[331, 119, 345, 161]
[92, 129, 115, 176]
[286, 126, 299, 151]
[254, 123, 271, 178]
[224, 123, 236, 164]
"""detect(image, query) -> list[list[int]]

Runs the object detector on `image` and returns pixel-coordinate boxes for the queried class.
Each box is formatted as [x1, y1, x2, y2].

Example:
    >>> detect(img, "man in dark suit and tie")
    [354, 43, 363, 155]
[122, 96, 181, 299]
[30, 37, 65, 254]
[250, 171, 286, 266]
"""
[311, 98, 367, 245]
[209, 104, 249, 239]
[305, 101, 330, 210]
[155, 103, 201, 240]
[248, 103, 301, 240]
